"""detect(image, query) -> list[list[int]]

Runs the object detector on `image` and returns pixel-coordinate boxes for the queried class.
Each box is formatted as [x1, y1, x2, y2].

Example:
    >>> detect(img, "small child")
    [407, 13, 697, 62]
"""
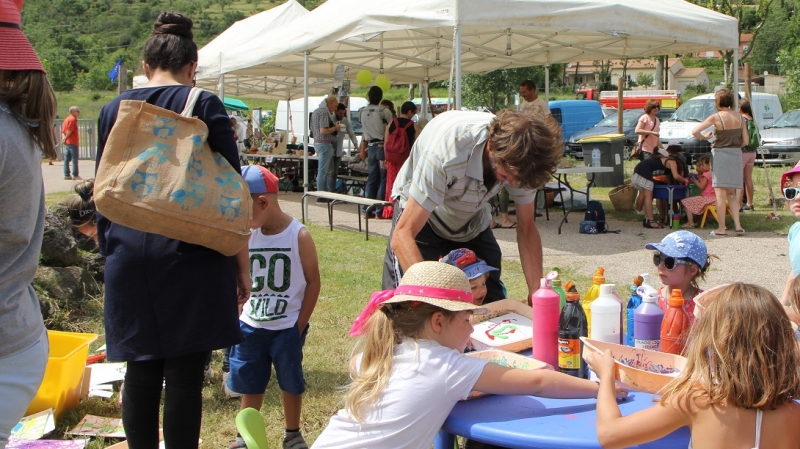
[229, 165, 321, 449]
[644, 231, 712, 320]
[780, 161, 800, 311]
[312, 261, 627, 449]
[586, 283, 800, 449]
[680, 153, 715, 228]
[439, 248, 499, 306]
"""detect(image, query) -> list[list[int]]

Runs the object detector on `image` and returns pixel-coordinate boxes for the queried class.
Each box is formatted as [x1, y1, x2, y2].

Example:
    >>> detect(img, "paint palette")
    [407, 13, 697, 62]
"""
[465, 349, 552, 399]
[581, 337, 687, 394]
[470, 311, 533, 352]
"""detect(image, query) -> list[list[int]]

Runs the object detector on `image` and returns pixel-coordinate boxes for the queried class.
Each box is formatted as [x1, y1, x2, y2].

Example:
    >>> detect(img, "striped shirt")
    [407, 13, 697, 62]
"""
[392, 110, 536, 242]
[311, 105, 335, 143]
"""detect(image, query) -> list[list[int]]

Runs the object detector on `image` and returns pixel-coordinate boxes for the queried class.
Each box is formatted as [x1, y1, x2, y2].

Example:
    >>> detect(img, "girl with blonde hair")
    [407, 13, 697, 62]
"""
[586, 283, 800, 449]
[312, 261, 627, 449]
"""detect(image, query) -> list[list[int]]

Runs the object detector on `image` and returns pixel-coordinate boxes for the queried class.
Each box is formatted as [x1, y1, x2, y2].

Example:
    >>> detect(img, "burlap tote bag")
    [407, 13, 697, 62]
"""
[95, 88, 252, 256]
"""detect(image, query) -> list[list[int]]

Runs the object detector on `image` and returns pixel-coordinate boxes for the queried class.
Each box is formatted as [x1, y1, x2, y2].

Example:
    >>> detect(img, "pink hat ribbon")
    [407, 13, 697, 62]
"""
[349, 284, 473, 336]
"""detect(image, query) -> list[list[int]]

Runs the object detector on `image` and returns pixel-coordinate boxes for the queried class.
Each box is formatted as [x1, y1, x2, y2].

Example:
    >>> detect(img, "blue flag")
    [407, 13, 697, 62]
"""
[108, 58, 123, 83]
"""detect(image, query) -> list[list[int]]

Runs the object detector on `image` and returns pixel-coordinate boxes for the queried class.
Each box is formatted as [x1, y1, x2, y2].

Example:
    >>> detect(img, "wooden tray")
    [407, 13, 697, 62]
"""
[581, 337, 687, 394]
[465, 349, 552, 399]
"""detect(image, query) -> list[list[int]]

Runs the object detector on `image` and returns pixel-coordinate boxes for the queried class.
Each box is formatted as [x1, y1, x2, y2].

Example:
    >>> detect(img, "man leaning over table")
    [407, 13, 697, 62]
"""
[382, 109, 564, 304]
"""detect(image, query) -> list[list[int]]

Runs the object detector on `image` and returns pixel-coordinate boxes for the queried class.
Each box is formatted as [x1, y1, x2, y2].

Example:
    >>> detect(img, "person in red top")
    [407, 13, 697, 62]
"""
[61, 106, 80, 180]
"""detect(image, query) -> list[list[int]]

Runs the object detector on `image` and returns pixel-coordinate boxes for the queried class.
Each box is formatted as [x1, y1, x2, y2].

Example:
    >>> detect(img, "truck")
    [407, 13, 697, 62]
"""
[576, 89, 681, 110]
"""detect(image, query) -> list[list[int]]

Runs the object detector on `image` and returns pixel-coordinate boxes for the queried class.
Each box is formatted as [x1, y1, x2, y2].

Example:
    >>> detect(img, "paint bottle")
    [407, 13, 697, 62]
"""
[590, 284, 621, 344]
[610, 284, 625, 345]
[626, 276, 644, 347]
[552, 279, 567, 311]
[558, 281, 588, 378]
[531, 272, 561, 369]
[581, 267, 605, 335]
[661, 289, 691, 355]
[634, 285, 663, 351]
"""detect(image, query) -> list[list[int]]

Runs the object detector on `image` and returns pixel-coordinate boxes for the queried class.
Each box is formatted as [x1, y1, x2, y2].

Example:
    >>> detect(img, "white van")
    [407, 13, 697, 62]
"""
[275, 96, 368, 154]
[659, 92, 782, 162]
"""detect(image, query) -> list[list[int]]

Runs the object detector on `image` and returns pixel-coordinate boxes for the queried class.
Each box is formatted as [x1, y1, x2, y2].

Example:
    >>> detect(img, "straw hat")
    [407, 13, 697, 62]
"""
[382, 261, 487, 313]
[0, 0, 45, 72]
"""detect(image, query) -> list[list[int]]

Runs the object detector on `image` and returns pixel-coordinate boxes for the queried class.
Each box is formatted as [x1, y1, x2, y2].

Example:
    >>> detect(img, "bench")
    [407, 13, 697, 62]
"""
[301, 191, 392, 240]
[337, 175, 367, 195]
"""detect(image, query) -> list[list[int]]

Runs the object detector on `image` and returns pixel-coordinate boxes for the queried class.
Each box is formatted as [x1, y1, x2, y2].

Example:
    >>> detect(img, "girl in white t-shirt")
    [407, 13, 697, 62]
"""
[312, 261, 628, 449]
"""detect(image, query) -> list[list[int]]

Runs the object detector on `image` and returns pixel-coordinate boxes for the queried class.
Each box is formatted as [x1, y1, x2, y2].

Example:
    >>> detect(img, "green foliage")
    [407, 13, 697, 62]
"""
[460, 67, 560, 111]
[78, 66, 115, 91]
[777, 47, 800, 110]
[635, 72, 653, 88]
[43, 57, 78, 92]
[682, 83, 709, 100]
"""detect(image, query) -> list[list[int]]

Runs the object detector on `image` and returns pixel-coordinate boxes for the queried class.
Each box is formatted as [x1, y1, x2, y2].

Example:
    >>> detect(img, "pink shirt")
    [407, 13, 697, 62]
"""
[700, 171, 714, 197]
[637, 114, 660, 154]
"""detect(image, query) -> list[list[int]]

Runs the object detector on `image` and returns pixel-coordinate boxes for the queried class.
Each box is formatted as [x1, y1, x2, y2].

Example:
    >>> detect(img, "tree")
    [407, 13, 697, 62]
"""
[687, 0, 777, 85]
[78, 65, 115, 91]
[777, 47, 800, 110]
[460, 67, 548, 111]
[635, 72, 654, 88]
[43, 57, 77, 92]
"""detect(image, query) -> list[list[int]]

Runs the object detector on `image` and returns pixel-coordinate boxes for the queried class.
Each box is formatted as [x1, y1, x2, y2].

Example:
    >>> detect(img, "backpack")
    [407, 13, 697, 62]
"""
[384, 118, 413, 164]
[745, 119, 760, 151]
[580, 200, 619, 234]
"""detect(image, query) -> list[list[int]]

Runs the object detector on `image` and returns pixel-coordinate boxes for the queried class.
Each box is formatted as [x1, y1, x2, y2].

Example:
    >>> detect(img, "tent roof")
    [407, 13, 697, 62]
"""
[196, 0, 333, 99]
[223, 97, 250, 111]
[199, 0, 739, 87]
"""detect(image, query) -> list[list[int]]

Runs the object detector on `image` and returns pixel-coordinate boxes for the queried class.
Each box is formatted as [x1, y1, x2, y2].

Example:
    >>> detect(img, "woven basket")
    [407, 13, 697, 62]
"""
[609, 184, 636, 211]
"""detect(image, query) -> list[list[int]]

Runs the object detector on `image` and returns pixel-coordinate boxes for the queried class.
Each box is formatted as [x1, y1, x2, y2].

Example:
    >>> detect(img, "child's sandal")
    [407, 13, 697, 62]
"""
[643, 218, 663, 229]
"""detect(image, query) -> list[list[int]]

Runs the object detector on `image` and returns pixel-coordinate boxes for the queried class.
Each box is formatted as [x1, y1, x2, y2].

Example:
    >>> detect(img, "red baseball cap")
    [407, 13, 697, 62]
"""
[241, 165, 279, 194]
[0, 0, 45, 72]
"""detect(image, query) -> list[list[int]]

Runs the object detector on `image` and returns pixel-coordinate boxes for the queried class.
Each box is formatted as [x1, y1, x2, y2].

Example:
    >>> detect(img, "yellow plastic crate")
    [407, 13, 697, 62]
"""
[26, 330, 98, 419]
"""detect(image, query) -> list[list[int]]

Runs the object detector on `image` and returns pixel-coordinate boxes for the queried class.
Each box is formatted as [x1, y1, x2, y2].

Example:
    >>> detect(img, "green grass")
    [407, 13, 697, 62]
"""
[39, 211, 586, 449]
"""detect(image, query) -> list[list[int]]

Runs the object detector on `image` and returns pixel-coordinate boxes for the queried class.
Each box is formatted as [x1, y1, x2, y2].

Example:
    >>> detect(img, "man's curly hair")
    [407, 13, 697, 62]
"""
[486, 109, 564, 190]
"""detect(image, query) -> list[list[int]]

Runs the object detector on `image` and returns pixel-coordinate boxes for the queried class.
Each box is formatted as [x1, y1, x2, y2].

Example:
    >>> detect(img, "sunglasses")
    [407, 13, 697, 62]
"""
[783, 187, 800, 201]
[652, 253, 691, 270]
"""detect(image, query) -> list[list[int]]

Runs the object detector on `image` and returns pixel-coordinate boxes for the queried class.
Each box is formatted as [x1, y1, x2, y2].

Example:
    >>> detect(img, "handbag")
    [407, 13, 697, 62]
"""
[95, 87, 252, 256]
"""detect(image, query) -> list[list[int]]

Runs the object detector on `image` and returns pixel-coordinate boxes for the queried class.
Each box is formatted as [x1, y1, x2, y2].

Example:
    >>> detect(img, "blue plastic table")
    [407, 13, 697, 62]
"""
[434, 392, 690, 449]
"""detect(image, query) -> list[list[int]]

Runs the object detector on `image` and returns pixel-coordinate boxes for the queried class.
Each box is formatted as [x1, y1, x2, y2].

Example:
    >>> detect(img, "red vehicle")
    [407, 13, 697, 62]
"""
[576, 89, 681, 110]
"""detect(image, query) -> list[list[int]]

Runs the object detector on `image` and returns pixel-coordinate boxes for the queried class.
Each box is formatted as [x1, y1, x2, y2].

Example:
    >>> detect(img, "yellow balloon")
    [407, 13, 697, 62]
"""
[356, 70, 372, 87]
[375, 74, 391, 92]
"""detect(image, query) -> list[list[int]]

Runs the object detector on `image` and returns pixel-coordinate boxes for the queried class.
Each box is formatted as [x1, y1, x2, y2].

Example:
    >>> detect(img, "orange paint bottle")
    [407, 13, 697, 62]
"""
[660, 289, 691, 355]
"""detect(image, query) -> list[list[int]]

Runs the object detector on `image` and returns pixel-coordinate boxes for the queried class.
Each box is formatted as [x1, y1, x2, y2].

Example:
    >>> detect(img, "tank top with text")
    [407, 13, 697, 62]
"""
[241, 219, 307, 330]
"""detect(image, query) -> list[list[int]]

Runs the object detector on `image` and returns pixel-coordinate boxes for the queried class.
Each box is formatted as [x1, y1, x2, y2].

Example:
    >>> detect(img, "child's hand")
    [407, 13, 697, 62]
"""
[613, 384, 629, 400]
[584, 349, 617, 381]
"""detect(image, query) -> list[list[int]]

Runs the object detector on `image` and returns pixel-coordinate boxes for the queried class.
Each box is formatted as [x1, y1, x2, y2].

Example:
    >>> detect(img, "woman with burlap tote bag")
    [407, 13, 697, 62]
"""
[94, 12, 249, 449]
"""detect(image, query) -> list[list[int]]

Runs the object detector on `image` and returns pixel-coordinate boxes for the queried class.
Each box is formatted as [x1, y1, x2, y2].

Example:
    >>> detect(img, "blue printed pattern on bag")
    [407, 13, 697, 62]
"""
[152, 116, 178, 139]
[131, 169, 158, 197]
[171, 144, 206, 210]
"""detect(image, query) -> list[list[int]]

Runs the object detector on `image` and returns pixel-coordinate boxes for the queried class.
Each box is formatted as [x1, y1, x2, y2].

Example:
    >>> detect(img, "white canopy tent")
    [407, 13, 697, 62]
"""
[198, 0, 739, 200]
[196, 0, 330, 100]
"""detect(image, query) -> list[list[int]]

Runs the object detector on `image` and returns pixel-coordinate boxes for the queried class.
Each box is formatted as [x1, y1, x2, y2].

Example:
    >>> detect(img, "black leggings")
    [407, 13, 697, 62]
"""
[122, 351, 209, 449]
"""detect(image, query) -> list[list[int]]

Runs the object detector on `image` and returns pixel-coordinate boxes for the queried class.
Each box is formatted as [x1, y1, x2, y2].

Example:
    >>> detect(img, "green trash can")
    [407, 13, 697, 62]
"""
[578, 133, 626, 187]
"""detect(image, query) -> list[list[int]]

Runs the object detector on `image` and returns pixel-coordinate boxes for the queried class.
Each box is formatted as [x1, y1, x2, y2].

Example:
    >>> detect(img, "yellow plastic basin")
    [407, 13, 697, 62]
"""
[26, 330, 98, 419]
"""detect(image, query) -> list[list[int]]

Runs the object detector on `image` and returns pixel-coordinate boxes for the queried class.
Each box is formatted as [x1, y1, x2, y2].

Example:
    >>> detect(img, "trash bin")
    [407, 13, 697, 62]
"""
[578, 134, 625, 187]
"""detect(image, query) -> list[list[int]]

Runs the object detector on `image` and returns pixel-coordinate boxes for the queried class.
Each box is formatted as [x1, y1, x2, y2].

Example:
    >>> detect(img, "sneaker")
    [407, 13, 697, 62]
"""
[229, 436, 246, 449]
[283, 433, 308, 449]
[73, 176, 82, 180]
[742, 204, 754, 211]
[64, 176, 73, 180]
[315, 197, 332, 204]
[222, 372, 242, 399]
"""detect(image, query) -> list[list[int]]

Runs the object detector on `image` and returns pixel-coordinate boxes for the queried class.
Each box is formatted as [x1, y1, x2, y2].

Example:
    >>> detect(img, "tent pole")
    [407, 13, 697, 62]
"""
[218, 53, 225, 101]
[303, 51, 309, 219]
[544, 64, 550, 102]
[421, 77, 429, 120]
[454, 24, 462, 110]
[732, 50, 739, 109]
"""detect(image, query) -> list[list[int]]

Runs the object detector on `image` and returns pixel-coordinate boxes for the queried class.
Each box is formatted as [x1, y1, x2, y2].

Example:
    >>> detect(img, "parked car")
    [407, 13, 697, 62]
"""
[758, 109, 800, 165]
[601, 106, 617, 117]
[566, 108, 644, 159]
[548, 100, 605, 143]
[659, 92, 782, 164]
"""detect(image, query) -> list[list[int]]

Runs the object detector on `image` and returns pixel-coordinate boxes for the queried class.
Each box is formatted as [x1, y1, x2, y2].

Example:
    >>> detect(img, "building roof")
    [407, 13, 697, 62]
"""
[674, 67, 707, 78]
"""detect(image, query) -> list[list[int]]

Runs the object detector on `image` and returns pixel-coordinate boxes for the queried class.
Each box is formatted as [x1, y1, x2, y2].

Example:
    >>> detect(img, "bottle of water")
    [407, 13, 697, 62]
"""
[591, 146, 601, 167]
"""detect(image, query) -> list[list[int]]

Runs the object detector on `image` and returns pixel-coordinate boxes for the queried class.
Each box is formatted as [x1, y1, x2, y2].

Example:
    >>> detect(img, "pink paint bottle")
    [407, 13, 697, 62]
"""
[532, 271, 561, 369]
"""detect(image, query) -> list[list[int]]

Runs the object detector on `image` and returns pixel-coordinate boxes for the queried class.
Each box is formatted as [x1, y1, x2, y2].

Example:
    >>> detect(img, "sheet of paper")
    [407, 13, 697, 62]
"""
[68, 415, 125, 438]
[88, 363, 126, 386]
[11, 409, 55, 440]
[6, 439, 88, 449]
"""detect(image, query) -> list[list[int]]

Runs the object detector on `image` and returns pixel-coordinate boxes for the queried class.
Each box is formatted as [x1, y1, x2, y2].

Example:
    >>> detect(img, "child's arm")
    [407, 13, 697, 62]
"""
[296, 227, 320, 334]
[471, 363, 627, 400]
[585, 350, 690, 449]
[694, 172, 708, 191]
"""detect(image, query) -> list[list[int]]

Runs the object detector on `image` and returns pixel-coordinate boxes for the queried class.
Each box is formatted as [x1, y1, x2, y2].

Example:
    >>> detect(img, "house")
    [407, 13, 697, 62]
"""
[695, 33, 753, 58]
[564, 58, 709, 94]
